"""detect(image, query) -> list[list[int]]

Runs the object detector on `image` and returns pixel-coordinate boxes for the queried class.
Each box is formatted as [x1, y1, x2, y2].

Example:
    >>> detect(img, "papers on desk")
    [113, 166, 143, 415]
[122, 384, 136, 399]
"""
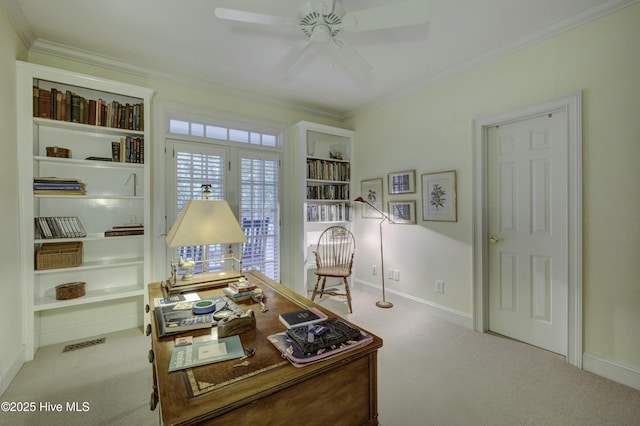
[169, 335, 244, 372]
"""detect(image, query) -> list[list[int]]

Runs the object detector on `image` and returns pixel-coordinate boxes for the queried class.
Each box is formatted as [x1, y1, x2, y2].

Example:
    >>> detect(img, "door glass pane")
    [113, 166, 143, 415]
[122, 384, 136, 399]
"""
[174, 149, 225, 275]
[240, 154, 279, 280]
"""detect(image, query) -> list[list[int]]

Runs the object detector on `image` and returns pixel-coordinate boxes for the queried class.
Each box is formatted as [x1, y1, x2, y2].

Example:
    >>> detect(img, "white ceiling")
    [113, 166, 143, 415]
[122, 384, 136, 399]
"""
[3, 0, 636, 118]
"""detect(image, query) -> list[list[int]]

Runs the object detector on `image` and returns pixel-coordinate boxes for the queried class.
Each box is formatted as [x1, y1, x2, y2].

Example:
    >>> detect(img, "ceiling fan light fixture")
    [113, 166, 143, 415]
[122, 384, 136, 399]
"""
[310, 25, 331, 42]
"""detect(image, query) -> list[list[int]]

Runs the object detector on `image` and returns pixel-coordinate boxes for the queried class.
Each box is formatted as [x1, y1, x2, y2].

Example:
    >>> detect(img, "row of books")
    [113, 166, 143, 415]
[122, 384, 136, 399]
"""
[306, 183, 349, 201]
[35, 216, 86, 239]
[306, 203, 351, 222]
[307, 159, 350, 182]
[111, 136, 144, 164]
[33, 86, 144, 131]
[33, 177, 86, 195]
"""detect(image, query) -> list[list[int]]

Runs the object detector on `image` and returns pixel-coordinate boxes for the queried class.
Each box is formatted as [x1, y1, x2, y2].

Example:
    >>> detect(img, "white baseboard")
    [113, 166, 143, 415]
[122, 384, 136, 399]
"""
[354, 279, 473, 329]
[0, 346, 26, 397]
[583, 352, 640, 391]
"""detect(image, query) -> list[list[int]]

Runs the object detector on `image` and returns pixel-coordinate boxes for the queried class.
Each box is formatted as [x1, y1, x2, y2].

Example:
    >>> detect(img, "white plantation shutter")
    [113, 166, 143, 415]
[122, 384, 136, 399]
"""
[173, 147, 226, 274]
[240, 152, 279, 280]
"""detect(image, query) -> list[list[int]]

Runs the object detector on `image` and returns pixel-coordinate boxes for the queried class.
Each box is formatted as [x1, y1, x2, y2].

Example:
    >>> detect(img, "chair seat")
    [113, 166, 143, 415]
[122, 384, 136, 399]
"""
[315, 266, 350, 278]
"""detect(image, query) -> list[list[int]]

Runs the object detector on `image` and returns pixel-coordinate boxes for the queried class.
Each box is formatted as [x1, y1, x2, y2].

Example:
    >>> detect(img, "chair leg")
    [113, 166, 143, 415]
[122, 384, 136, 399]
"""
[311, 275, 321, 301]
[343, 277, 353, 313]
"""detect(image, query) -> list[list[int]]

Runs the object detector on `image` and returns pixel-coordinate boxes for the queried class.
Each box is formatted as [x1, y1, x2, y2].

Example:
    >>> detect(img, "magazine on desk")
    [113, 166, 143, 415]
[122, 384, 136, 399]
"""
[154, 295, 244, 338]
[169, 334, 245, 372]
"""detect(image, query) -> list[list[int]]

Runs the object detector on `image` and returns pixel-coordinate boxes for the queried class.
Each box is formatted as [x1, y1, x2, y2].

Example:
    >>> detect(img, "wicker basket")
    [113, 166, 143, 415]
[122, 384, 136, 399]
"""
[35, 242, 83, 270]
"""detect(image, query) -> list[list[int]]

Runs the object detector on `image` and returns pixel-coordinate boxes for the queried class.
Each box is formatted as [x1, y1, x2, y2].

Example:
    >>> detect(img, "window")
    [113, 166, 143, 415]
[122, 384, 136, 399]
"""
[166, 117, 282, 281]
[240, 152, 279, 279]
[170, 119, 278, 148]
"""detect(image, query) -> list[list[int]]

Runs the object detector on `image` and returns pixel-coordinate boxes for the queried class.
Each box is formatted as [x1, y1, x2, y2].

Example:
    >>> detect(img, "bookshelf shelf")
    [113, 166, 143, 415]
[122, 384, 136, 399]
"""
[291, 122, 354, 295]
[17, 61, 153, 359]
[33, 284, 145, 311]
[34, 257, 144, 274]
[34, 156, 144, 170]
[33, 117, 145, 137]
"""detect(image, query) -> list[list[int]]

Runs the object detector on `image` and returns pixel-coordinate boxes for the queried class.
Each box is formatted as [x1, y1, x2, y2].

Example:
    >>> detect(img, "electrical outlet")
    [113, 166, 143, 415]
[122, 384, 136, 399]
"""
[372, 265, 377, 276]
[435, 280, 444, 293]
[387, 268, 394, 279]
[392, 269, 400, 281]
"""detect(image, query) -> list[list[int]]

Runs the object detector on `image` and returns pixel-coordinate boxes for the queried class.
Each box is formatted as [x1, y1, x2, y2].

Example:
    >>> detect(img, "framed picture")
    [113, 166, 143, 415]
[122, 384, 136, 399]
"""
[422, 170, 457, 222]
[388, 170, 416, 194]
[360, 178, 384, 218]
[388, 201, 416, 224]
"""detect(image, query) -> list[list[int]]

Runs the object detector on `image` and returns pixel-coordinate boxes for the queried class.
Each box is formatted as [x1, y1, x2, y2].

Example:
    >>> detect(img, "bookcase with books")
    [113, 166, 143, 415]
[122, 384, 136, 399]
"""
[17, 61, 153, 359]
[290, 122, 354, 296]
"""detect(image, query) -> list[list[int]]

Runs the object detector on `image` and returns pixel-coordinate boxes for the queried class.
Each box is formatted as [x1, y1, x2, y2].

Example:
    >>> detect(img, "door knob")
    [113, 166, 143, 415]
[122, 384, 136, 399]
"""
[489, 236, 500, 245]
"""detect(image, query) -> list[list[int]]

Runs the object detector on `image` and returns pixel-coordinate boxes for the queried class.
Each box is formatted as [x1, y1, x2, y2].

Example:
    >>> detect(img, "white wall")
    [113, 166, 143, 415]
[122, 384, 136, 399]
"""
[0, 6, 27, 395]
[347, 4, 640, 380]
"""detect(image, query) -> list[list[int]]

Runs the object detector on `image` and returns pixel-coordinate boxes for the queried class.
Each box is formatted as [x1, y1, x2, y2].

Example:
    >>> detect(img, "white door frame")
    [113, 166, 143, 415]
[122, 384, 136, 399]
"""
[472, 92, 583, 368]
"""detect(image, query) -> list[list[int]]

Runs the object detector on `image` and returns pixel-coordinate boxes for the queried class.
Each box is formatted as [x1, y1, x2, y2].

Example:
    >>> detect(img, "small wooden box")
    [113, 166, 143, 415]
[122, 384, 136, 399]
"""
[55, 281, 86, 300]
[35, 241, 83, 270]
[46, 146, 71, 158]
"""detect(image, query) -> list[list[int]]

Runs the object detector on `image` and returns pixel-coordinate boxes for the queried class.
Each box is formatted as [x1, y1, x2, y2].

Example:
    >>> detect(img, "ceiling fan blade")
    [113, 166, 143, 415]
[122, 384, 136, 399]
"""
[214, 7, 294, 28]
[273, 40, 311, 75]
[330, 39, 372, 81]
[341, 0, 429, 33]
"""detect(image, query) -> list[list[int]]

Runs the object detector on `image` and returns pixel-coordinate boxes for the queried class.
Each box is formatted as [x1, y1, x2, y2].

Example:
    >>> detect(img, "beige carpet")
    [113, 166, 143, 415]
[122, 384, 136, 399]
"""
[2, 284, 639, 426]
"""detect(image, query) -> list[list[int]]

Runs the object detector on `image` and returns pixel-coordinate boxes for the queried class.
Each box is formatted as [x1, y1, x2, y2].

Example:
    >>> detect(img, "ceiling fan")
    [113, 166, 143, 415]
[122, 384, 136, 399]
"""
[214, 0, 429, 80]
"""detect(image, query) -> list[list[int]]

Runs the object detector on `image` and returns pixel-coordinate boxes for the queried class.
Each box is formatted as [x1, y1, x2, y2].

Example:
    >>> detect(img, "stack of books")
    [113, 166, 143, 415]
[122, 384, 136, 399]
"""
[222, 279, 257, 301]
[33, 177, 86, 195]
[104, 223, 144, 237]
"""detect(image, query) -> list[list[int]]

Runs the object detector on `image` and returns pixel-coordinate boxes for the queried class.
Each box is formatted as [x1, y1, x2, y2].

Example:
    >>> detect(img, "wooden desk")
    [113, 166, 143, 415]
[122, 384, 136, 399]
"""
[148, 271, 383, 426]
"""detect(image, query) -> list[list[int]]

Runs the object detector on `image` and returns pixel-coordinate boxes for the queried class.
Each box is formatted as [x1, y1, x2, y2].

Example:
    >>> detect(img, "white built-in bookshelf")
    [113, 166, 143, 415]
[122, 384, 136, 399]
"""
[17, 61, 153, 359]
[291, 121, 354, 295]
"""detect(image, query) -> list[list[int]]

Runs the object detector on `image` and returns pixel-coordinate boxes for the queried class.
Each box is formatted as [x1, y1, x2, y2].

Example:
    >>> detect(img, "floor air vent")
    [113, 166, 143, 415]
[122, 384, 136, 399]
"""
[63, 337, 106, 352]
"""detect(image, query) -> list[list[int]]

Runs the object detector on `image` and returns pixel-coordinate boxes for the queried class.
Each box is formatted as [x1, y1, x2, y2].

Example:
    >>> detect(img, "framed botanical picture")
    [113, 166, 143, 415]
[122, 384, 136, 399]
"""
[388, 201, 416, 224]
[422, 170, 457, 222]
[388, 170, 416, 194]
[360, 178, 384, 218]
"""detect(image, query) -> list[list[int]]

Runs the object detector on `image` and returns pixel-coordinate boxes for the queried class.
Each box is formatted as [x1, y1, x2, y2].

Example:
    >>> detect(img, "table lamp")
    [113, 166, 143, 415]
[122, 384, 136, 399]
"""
[164, 199, 247, 293]
[354, 196, 393, 308]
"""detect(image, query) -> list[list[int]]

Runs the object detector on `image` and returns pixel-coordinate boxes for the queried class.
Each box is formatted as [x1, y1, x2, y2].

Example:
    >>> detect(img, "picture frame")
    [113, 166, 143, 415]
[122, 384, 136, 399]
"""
[422, 170, 457, 222]
[388, 201, 416, 224]
[360, 178, 384, 218]
[388, 170, 416, 194]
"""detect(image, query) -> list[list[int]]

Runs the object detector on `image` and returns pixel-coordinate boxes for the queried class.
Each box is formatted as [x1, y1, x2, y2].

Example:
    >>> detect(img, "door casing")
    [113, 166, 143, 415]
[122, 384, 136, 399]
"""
[472, 92, 583, 368]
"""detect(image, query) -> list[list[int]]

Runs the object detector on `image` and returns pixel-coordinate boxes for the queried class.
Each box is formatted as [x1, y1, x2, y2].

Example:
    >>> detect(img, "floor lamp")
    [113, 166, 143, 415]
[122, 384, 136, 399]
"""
[354, 196, 393, 308]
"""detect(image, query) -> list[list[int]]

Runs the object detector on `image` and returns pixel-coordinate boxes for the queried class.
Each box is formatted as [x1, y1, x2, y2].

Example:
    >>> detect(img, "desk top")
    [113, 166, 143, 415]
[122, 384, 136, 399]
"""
[149, 270, 383, 426]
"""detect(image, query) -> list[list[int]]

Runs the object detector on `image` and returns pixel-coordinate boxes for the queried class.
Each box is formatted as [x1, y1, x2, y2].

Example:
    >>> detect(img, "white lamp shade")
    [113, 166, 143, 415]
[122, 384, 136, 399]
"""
[165, 200, 248, 248]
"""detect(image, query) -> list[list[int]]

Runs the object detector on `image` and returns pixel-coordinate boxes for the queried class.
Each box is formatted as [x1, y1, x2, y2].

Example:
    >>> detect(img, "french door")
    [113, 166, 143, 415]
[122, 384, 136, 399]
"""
[166, 139, 280, 280]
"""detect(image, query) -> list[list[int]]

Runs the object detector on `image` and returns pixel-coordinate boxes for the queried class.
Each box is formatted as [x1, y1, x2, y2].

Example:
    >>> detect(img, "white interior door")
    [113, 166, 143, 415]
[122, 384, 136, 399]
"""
[487, 111, 568, 355]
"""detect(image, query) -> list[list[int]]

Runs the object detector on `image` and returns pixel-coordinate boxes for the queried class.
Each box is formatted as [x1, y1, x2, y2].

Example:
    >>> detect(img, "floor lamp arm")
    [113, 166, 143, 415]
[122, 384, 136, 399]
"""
[354, 197, 393, 308]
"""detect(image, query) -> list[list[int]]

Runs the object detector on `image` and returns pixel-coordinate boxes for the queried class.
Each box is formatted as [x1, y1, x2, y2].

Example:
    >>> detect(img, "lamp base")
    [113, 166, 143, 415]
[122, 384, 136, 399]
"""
[376, 300, 393, 308]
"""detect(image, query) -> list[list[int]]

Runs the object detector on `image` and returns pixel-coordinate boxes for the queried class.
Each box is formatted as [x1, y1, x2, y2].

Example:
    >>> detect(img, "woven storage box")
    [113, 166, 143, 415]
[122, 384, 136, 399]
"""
[36, 241, 83, 270]
[55, 281, 86, 300]
[46, 146, 71, 158]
